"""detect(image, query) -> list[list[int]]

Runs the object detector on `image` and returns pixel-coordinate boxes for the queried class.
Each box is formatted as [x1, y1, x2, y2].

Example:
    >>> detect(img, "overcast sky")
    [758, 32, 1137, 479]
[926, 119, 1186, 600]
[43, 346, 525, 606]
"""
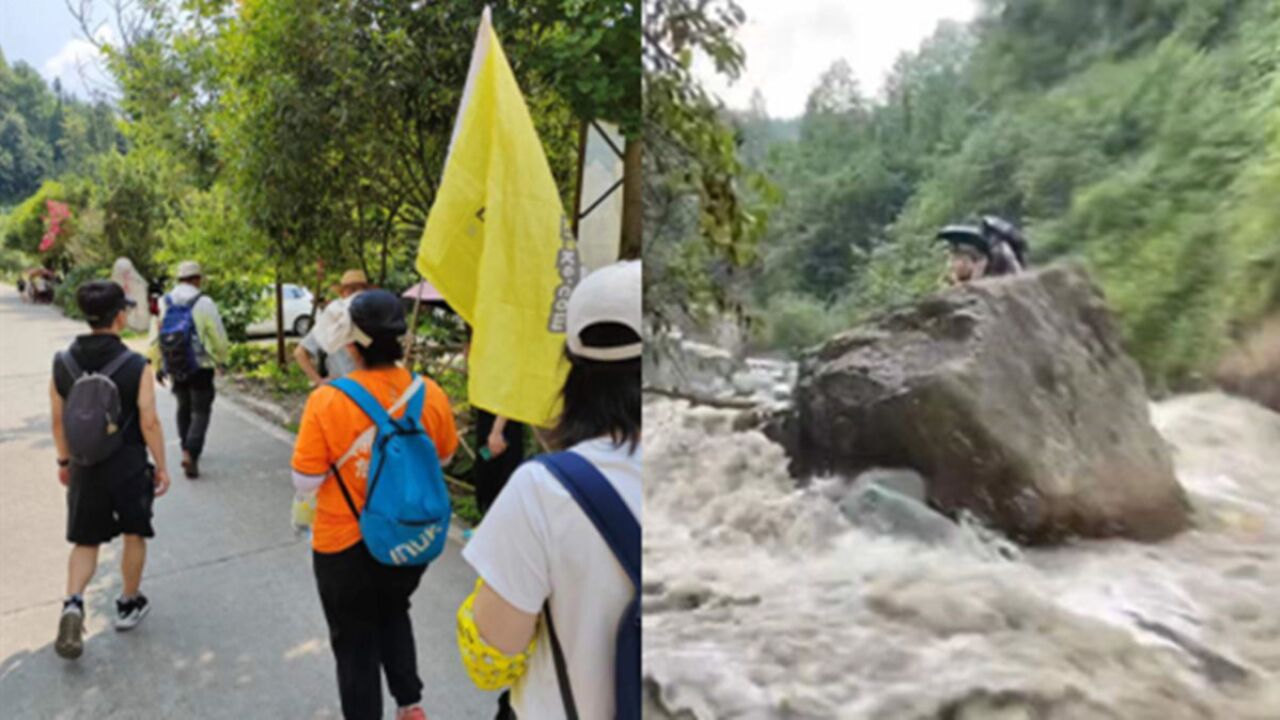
[5, 0, 978, 114]
[697, 0, 980, 118]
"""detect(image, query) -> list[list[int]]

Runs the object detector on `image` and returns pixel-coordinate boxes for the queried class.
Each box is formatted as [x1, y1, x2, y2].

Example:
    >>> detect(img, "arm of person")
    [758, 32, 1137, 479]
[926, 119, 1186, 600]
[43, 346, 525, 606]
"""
[461, 465, 551, 654]
[137, 364, 170, 497]
[294, 334, 325, 387]
[49, 379, 70, 487]
[424, 380, 459, 466]
[196, 297, 230, 368]
[291, 391, 333, 492]
[147, 297, 165, 377]
[487, 415, 510, 457]
[472, 580, 539, 654]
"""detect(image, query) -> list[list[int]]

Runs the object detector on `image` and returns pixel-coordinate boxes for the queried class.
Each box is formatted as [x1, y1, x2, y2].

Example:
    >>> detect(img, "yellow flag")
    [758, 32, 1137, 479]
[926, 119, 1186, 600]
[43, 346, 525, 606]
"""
[416, 7, 579, 428]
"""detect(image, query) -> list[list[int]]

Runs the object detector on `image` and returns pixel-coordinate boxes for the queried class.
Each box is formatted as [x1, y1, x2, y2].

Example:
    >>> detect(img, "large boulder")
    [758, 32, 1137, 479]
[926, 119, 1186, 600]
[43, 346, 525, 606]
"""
[1215, 314, 1280, 413]
[787, 262, 1189, 543]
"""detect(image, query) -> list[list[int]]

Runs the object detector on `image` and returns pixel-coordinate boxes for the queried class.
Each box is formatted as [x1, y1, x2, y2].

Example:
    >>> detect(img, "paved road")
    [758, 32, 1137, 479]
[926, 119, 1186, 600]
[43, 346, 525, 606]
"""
[0, 285, 498, 719]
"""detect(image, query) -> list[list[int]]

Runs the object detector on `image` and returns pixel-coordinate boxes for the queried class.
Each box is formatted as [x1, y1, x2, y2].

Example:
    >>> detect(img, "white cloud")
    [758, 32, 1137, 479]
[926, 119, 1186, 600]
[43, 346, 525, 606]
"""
[696, 0, 979, 118]
[40, 24, 117, 98]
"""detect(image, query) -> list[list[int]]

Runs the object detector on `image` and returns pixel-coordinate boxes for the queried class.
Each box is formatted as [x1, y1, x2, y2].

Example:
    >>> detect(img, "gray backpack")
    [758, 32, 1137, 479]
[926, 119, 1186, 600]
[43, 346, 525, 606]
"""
[58, 349, 135, 467]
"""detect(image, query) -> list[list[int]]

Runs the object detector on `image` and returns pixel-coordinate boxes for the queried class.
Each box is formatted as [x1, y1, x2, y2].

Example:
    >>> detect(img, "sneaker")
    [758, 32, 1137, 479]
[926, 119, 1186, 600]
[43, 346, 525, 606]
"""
[396, 707, 427, 720]
[115, 594, 150, 631]
[55, 602, 84, 660]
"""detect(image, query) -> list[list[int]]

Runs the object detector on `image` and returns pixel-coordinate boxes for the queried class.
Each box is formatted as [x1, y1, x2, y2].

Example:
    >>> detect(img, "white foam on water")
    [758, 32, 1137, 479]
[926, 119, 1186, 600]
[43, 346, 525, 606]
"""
[644, 393, 1280, 719]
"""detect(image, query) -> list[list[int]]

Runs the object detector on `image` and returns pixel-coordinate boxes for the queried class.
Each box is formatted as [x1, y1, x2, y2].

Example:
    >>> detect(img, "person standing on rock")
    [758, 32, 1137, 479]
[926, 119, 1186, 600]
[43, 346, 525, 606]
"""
[295, 269, 370, 387]
[937, 225, 993, 285]
[51, 280, 171, 660]
[151, 260, 229, 479]
[938, 219, 1027, 285]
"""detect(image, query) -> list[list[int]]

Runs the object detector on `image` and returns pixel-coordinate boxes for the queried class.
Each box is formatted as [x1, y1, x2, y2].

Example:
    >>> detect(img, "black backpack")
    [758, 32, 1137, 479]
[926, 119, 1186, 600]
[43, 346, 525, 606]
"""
[58, 349, 136, 466]
[980, 215, 1030, 269]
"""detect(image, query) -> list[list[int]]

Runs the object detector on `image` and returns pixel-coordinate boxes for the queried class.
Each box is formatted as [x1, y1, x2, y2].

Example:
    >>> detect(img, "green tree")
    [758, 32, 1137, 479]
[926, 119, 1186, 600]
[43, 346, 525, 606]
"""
[643, 0, 774, 328]
[742, 0, 1280, 392]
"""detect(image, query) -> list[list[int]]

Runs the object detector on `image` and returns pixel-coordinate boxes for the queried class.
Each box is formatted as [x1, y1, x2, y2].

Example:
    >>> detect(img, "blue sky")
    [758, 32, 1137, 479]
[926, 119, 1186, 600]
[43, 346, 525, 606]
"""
[1, 1, 118, 98]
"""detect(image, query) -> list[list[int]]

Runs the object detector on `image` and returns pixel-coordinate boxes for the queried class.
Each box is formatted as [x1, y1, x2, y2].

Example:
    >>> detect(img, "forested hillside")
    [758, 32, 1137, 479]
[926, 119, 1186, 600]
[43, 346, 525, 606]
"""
[0, 49, 122, 207]
[738, 0, 1280, 392]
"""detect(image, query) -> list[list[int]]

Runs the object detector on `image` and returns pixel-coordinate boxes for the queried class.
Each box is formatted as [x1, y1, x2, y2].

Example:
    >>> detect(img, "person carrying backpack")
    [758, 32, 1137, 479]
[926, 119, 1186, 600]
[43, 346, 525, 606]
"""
[49, 281, 171, 660]
[290, 289, 459, 720]
[150, 260, 229, 479]
[457, 260, 642, 720]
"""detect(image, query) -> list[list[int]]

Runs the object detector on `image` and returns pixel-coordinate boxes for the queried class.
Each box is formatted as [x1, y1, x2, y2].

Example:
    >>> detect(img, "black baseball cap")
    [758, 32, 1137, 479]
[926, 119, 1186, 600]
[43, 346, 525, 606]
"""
[936, 224, 991, 259]
[349, 289, 407, 340]
[77, 280, 136, 324]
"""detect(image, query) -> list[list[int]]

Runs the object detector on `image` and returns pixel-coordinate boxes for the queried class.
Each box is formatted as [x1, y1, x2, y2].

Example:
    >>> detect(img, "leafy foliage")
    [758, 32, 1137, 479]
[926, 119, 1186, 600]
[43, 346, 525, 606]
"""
[642, 0, 775, 330]
[5, 0, 625, 363]
[737, 0, 1280, 389]
[0, 48, 123, 206]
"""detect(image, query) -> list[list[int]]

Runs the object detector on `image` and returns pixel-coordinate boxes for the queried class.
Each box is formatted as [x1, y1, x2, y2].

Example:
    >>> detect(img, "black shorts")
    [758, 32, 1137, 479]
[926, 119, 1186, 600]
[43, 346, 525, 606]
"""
[66, 456, 156, 545]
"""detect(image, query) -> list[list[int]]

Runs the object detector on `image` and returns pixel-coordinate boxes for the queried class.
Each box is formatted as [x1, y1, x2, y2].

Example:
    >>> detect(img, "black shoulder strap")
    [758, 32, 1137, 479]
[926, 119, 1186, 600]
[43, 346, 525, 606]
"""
[330, 462, 361, 520]
[543, 600, 579, 720]
[186, 291, 204, 308]
[57, 349, 83, 380]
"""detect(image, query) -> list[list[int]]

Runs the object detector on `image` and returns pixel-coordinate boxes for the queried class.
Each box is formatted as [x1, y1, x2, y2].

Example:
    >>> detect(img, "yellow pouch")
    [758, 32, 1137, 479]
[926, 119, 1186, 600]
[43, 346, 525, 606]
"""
[456, 579, 536, 691]
[291, 492, 317, 528]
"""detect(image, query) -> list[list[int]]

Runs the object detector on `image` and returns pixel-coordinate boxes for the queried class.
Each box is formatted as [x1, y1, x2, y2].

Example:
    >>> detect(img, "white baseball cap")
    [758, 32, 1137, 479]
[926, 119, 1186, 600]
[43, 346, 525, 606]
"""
[566, 260, 642, 362]
[177, 260, 202, 280]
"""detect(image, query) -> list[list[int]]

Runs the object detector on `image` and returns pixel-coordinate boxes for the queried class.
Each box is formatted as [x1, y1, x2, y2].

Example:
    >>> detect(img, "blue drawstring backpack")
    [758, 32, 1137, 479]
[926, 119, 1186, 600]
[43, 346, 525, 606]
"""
[329, 376, 451, 566]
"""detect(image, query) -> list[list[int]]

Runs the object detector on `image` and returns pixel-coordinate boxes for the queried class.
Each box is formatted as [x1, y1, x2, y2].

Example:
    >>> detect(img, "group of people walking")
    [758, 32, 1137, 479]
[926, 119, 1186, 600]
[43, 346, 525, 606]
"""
[46, 258, 642, 719]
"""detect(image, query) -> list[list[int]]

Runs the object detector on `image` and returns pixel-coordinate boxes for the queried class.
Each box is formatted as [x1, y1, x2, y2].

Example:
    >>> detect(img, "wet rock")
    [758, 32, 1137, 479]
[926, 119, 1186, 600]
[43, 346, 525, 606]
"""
[838, 482, 960, 546]
[1216, 314, 1280, 413]
[788, 262, 1189, 543]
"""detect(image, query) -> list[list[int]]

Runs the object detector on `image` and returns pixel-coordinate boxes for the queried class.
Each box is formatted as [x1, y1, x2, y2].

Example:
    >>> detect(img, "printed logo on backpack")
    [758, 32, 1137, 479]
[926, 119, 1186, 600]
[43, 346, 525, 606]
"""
[328, 376, 452, 566]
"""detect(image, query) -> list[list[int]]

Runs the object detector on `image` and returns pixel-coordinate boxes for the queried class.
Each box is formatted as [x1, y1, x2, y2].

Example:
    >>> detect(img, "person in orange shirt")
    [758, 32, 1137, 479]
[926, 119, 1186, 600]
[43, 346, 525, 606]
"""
[290, 289, 458, 720]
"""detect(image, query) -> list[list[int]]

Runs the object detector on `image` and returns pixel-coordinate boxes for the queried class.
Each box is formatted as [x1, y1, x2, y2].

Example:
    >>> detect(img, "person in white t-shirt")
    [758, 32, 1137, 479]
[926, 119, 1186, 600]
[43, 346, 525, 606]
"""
[459, 260, 642, 719]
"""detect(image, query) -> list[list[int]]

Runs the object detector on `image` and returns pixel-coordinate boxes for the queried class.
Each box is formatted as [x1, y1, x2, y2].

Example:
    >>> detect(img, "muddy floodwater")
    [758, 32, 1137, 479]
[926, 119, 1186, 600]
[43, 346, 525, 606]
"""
[643, 392, 1280, 719]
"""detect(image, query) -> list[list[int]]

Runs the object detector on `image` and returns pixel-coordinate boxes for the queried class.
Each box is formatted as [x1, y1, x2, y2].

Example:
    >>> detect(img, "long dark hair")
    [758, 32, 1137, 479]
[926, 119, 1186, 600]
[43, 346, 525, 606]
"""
[550, 324, 641, 451]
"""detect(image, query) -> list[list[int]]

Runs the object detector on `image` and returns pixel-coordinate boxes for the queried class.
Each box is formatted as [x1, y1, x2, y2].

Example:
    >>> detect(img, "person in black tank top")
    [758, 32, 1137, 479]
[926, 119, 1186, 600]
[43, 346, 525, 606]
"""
[49, 280, 171, 661]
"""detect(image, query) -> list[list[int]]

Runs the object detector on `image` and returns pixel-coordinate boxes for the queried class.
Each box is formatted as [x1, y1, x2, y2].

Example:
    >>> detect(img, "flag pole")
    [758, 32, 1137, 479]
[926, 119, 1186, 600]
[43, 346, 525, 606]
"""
[404, 280, 424, 368]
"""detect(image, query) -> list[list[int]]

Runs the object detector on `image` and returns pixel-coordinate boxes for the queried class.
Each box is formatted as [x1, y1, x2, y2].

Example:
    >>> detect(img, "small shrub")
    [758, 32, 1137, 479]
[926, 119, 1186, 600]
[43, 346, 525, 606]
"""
[761, 292, 840, 356]
[55, 264, 112, 319]
[246, 354, 311, 397]
[226, 342, 274, 373]
[0, 246, 31, 282]
[452, 493, 482, 527]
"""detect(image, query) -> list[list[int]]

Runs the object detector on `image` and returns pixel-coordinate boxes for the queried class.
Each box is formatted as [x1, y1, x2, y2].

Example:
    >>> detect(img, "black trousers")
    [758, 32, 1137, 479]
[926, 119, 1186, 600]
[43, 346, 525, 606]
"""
[313, 542, 428, 720]
[173, 369, 215, 459]
[473, 410, 526, 516]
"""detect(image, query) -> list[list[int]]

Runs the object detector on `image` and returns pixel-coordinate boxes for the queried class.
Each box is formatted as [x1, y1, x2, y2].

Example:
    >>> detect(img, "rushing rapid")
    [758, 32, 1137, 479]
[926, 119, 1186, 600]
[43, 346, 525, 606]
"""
[643, 391, 1280, 719]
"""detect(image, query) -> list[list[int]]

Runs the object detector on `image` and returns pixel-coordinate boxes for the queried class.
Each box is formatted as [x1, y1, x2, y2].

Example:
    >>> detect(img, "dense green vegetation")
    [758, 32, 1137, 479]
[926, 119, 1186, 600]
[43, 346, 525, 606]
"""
[655, 0, 1280, 393]
[0, 49, 123, 207]
[1, 0, 638, 343]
